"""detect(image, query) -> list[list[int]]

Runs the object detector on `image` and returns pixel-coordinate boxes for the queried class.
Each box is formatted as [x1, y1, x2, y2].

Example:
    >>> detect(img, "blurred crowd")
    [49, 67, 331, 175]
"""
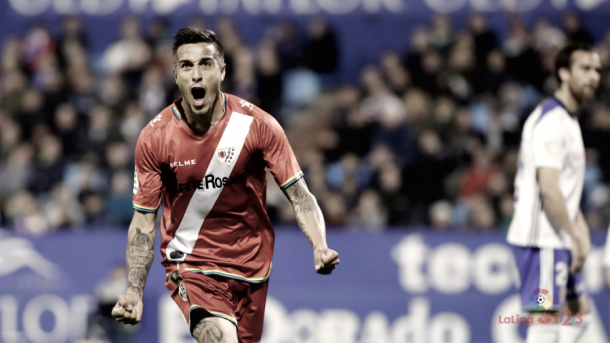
[1, 12, 610, 235]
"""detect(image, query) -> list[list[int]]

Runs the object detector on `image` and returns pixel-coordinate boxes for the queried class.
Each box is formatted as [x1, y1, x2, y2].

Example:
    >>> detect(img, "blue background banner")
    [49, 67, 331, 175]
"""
[0, 229, 608, 342]
[1, 0, 610, 83]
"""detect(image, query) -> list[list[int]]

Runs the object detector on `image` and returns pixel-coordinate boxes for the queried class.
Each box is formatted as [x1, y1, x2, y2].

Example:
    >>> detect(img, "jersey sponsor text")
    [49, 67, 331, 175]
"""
[175, 173, 247, 193]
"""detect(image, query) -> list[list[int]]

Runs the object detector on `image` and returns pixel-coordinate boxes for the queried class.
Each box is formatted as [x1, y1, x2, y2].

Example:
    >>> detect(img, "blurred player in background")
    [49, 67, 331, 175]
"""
[604, 225, 610, 290]
[111, 27, 339, 343]
[507, 43, 601, 343]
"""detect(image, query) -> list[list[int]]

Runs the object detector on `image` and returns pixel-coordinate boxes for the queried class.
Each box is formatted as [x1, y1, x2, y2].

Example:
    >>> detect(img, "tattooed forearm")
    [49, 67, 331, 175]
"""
[287, 179, 317, 214]
[283, 179, 325, 248]
[193, 320, 223, 343]
[126, 227, 155, 298]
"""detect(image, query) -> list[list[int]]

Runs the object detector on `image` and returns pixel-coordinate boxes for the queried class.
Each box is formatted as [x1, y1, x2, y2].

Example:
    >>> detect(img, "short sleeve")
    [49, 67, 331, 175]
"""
[533, 112, 566, 170]
[133, 131, 162, 212]
[260, 118, 303, 189]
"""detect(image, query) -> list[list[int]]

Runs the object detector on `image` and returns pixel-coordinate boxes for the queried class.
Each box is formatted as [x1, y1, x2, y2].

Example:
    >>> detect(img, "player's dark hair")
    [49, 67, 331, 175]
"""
[172, 27, 224, 65]
[554, 43, 594, 83]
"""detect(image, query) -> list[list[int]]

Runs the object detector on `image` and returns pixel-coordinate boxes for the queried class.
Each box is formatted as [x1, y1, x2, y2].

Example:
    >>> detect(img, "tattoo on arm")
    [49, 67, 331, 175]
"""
[284, 179, 318, 246]
[126, 227, 155, 298]
[193, 320, 224, 343]
[287, 179, 317, 214]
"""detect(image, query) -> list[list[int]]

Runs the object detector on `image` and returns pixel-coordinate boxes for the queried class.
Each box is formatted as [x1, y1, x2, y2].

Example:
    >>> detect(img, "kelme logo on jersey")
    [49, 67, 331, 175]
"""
[217, 147, 236, 165]
[530, 288, 553, 311]
[176, 172, 247, 193]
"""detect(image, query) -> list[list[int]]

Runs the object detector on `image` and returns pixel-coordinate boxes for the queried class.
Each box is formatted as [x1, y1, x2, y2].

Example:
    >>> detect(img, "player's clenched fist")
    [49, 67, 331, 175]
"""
[314, 247, 340, 275]
[112, 293, 144, 325]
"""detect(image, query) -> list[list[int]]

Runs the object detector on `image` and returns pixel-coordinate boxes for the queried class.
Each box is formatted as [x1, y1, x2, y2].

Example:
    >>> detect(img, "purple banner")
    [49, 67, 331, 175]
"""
[0, 229, 608, 342]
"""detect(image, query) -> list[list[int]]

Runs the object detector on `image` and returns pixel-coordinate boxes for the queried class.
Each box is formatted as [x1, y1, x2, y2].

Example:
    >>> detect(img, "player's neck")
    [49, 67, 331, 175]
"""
[554, 86, 580, 116]
[183, 92, 225, 135]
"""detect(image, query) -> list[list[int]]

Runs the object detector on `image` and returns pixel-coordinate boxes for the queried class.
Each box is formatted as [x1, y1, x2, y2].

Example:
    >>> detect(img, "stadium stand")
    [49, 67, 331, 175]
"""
[1, 13, 610, 234]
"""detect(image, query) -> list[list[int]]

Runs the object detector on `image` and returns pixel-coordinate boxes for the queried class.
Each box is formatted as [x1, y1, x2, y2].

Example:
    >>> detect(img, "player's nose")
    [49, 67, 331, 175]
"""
[192, 67, 202, 82]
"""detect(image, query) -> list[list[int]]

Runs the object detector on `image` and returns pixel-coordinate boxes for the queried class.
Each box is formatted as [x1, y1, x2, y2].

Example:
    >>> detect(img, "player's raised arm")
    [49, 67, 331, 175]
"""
[112, 210, 157, 325]
[283, 178, 339, 274]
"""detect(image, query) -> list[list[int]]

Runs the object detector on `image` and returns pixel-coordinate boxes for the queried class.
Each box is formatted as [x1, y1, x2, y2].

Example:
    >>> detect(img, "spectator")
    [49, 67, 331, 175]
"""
[41, 183, 84, 229]
[0, 143, 34, 198]
[502, 18, 544, 89]
[89, 265, 138, 342]
[380, 49, 411, 95]
[53, 103, 83, 158]
[103, 16, 151, 87]
[4, 190, 49, 235]
[273, 20, 304, 72]
[255, 39, 283, 117]
[348, 189, 387, 230]
[376, 161, 410, 225]
[429, 200, 453, 230]
[404, 27, 431, 91]
[28, 134, 65, 194]
[57, 16, 87, 69]
[469, 13, 497, 72]
[106, 171, 135, 226]
[303, 16, 339, 85]
[563, 12, 593, 45]
[404, 130, 457, 224]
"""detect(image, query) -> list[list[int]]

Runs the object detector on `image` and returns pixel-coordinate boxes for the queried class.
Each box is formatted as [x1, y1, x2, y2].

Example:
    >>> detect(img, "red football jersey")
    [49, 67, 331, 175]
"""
[132, 93, 303, 282]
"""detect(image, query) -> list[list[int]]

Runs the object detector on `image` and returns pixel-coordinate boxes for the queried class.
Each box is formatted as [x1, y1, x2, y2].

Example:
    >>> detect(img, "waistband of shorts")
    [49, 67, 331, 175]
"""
[165, 262, 272, 284]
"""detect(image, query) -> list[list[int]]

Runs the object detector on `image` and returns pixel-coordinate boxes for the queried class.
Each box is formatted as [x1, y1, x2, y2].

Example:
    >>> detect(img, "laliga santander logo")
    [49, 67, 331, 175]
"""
[530, 288, 553, 311]
[500, 287, 582, 326]
[531, 288, 553, 324]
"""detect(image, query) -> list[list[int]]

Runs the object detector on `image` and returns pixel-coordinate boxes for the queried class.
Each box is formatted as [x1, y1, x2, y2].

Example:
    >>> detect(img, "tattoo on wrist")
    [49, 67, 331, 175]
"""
[127, 228, 154, 298]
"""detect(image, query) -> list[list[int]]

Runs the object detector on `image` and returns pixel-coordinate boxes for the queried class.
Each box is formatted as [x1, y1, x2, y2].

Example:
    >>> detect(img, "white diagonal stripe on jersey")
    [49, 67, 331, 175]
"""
[167, 112, 253, 261]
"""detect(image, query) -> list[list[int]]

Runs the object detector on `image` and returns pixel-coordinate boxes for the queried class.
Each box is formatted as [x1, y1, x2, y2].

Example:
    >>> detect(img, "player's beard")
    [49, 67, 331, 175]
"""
[569, 81, 596, 104]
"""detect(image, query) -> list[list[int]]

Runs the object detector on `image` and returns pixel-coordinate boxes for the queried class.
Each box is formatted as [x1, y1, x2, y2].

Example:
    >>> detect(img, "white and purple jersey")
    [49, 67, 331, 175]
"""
[604, 225, 610, 267]
[507, 97, 585, 249]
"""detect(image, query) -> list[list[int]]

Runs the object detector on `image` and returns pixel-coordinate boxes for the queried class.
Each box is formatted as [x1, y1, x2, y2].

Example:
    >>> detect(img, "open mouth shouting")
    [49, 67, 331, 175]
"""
[191, 87, 206, 107]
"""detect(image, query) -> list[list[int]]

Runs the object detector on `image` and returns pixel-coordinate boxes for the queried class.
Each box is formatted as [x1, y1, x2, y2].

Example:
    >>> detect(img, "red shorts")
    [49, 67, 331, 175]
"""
[165, 270, 269, 343]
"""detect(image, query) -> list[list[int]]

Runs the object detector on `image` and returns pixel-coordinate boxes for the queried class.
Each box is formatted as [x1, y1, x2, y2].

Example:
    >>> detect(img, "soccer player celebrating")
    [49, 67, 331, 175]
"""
[111, 28, 340, 343]
[507, 43, 601, 343]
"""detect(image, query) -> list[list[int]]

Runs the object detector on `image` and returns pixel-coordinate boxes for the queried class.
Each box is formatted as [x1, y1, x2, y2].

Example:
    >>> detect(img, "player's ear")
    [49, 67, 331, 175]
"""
[558, 67, 570, 84]
[221, 63, 226, 82]
[173, 66, 177, 83]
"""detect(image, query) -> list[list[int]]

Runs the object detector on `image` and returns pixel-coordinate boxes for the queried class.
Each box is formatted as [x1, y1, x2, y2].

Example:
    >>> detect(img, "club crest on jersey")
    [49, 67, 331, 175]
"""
[217, 147, 236, 165]
[179, 282, 188, 301]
